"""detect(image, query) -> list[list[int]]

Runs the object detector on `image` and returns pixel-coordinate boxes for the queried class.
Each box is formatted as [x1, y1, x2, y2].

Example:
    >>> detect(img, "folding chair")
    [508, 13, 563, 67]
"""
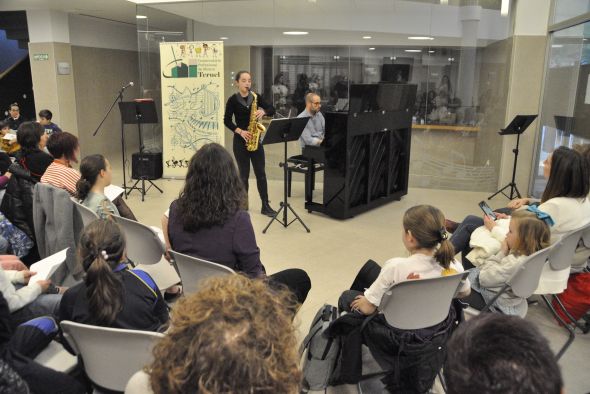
[60, 321, 164, 392]
[72, 200, 99, 229]
[168, 250, 235, 295]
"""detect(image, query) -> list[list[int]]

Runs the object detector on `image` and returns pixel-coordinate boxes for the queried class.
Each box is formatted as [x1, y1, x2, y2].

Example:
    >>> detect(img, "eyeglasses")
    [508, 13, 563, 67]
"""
[311, 102, 321, 105]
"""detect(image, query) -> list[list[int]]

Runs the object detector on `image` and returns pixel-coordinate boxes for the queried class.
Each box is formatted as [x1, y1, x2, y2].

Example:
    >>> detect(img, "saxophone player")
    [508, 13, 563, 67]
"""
[224, 70, 277, 217]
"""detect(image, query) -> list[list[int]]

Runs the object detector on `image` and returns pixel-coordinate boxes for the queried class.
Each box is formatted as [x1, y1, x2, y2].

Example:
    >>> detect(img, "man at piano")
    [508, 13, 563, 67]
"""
[297, 93, 325, 149]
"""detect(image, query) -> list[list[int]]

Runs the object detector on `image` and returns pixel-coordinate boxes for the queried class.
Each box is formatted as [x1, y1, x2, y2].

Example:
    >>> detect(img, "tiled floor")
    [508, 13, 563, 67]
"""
[119, 173, 590, 394]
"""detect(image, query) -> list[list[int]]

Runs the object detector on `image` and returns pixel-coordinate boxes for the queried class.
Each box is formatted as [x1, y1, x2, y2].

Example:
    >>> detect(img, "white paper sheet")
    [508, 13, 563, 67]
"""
[104, 185, 124, 202]
[28, 248, 68, 285]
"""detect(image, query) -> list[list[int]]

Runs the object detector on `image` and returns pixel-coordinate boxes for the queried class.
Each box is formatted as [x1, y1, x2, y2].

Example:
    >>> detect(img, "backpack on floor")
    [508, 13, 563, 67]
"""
[300, 304, 341, 392]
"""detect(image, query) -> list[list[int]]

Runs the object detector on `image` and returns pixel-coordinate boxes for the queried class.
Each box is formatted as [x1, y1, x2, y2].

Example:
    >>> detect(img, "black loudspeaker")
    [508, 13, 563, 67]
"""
[131, 152, 163, 180]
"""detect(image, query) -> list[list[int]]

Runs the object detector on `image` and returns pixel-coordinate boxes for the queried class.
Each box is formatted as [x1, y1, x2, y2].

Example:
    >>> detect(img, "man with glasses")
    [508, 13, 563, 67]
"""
[5, 103, 24, 131]
[297, 93, 325, 148]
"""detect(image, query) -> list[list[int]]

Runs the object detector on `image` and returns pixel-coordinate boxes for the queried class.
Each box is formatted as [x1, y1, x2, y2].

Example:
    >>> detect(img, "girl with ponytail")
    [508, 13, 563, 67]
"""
[340, 205, 471, 315]
[59, 219, 169, 331]
[76, 154, 119, 219]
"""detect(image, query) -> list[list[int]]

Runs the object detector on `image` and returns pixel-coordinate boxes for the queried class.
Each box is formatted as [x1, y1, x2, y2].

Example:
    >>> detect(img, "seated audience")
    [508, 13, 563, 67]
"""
[0, 292, 85, 394]
[0, 150, 11, 190]
[125, 275, 301, 394]
[4, 103, 24, 131]
[0, 121, 19, 155]
[59, 219, 169, 331]
[297, 92, 325, 148]
[444, 314, 562, 394]
[0, 122, 53, 255]
[0, 255, 60, 328]
[41, 132, 80, 195]
[162, 143, 311, 306]
[38, 109, 62, 136]
[339, 204, 470, 316]
[464, 209, 551, 316]
[451, 146, 590, 268]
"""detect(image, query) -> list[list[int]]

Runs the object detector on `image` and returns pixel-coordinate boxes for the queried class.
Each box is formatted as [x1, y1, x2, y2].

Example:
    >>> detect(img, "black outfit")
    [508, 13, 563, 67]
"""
[59, 265, 169, 332]
[0, 292, 85, 394]
[224, 92, 275, 204]
[5, 117, 24, 131]
[1, 151, 53, 261]
[167, 203, 311, 305]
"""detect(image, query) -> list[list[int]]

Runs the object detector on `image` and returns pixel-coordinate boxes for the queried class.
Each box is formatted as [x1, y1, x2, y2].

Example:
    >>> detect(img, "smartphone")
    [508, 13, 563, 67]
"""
[478, 200, 497, 220]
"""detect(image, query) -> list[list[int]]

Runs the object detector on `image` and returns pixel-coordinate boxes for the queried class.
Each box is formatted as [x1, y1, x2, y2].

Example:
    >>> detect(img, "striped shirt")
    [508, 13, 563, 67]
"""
[40, 161, 80, 196]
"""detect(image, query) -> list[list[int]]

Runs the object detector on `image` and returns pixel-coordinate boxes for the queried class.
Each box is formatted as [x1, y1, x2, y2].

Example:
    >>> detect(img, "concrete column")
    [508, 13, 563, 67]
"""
[456, 6, 481, 108]
[26, 10, 78, 134]
[497, 0, 551, 194]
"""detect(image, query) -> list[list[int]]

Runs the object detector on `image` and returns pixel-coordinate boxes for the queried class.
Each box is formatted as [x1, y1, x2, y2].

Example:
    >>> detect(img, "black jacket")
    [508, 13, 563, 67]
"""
[1, 162, 37, 242]
[223, 92, 275, 132]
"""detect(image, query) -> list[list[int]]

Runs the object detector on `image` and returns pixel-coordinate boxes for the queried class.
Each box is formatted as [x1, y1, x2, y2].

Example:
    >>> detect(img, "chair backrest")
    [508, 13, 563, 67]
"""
[581, 223, 590, 249]
[169, 250, 235, 294]
[378, 272, 468, 330]
[506, 246, 552, 298]
[72, 199, 99, 229]
[112, 215, 165, 265]
[60, 321, 164, 391]
[547, 226, 587, 271]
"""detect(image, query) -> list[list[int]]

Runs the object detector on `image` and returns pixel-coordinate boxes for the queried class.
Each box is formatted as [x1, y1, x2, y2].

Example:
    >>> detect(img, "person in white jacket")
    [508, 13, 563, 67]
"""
[465, 209, 551, 317]
[0, 254, 60, 328]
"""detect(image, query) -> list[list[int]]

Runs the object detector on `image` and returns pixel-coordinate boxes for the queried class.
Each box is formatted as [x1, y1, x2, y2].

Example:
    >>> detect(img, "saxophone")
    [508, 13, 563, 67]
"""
[246, 92, 266, 152]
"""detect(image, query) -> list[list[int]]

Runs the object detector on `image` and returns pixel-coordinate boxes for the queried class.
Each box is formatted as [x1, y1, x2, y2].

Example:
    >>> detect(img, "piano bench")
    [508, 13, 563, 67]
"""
[286, 155, 324, 198]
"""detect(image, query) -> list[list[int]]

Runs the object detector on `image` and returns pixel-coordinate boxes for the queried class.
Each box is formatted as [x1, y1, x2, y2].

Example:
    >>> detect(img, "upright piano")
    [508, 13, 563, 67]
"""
[303, 83, 416, 219]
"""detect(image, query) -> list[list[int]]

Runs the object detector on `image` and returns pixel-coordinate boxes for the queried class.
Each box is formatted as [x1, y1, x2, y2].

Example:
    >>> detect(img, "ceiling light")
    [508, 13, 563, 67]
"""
[441, 0, 448, 4]
[408, 36, 434, 40]
[128, 0, 195, 3]
[428, 50, 435, 53]
[220, 37, 229, 40]
[551, 44, 563, 48]
[405, 49, 422, 53]
[363, 36, 372, 39]
[501, 0, 510, 16]
[136, 15, 147, 19]
[369, 47, 375, 50]
[283, 31, 309, 35]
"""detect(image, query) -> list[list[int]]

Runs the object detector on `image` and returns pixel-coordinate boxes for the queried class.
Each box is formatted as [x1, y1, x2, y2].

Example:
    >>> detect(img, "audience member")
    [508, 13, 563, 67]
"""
[339, 204, 470, 315]
[464, 209, 551, 316]
[41, 132, 80, 195]
[4, 103, 24, 131]
[59, 219, 169, 331]
[0, 120, 20, 155]
[0, 255, 60, 328]
[0, 150, 12, 190]
[125, 275, 301, 394]
[37, 109, 62, 136]
[293, 73, 310, 114]
[297, 92, 325, 148]
[163, 143, 311, 306]
[444, 314, 562, 394]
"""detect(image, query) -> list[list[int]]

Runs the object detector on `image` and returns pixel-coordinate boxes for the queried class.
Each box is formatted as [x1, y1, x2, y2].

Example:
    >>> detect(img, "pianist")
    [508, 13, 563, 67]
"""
[297, 93, 325, 148]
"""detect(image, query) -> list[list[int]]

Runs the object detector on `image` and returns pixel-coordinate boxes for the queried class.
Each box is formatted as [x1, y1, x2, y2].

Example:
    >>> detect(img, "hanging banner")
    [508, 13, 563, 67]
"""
[160, 41, 224, 177]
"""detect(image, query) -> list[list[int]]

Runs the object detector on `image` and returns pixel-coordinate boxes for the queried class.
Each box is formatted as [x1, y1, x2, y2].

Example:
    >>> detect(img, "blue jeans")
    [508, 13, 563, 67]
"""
[10, 288, 62, 329]
[450, 215, 484, 269]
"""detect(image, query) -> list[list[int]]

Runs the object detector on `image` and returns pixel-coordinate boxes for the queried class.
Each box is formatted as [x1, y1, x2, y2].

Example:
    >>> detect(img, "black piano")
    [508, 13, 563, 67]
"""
[303, 83, 416, 219]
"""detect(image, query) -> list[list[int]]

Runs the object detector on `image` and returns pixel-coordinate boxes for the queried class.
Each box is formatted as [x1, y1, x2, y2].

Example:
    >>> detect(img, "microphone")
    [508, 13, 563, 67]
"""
[121, 81, 134, 90]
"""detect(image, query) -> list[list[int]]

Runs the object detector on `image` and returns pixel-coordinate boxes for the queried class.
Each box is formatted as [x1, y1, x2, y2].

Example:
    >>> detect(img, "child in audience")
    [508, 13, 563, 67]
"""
[59, 219, 169, 331]
[464, 209, 551, 317]
[340, 205, 470, 315]
[125, 275, 301, 394]
[38, 109, 62, 136]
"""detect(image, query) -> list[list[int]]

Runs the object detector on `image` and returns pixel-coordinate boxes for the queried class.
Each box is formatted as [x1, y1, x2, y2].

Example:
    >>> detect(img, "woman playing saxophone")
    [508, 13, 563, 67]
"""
[223, 70, 277, 217]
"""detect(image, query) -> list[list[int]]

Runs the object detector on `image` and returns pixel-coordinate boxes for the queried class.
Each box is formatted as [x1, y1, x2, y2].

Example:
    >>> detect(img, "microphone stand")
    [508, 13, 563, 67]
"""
[92, 86, 130, 198]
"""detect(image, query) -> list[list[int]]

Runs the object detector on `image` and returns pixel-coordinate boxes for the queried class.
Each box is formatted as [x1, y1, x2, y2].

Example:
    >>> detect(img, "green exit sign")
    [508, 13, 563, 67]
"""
[33, 54, 49, 61]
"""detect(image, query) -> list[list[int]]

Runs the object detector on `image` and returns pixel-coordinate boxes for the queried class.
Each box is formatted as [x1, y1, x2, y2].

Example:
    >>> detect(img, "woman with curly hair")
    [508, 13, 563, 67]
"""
[162, 143, 310, 305]
[125, 275, 302, 394]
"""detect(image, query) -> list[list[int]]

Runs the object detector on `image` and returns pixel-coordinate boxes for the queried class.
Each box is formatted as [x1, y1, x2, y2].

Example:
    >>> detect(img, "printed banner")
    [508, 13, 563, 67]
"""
[160, 41, 224, 177]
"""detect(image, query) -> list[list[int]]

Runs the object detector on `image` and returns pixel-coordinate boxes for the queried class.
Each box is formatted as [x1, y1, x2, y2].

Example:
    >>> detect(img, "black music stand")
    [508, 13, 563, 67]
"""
[262, 117, 311, 234]
[488, 114, 537, 201]
[119, 100, 163, 201]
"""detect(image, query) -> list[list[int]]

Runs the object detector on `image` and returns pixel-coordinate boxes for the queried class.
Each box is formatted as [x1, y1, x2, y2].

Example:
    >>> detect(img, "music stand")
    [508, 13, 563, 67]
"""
[119, 100, 163, 201]
[488, 114, 537, 201]
[262, 117, 311, 234]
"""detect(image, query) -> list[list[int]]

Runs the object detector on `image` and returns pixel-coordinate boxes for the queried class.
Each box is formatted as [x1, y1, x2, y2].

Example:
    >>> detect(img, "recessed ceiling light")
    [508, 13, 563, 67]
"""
[136, 15, 147, 19]
[551, 44, 563, 48]
[283, 31, 309, 35]
[408, 36, 434, 40]
[369, 47, 375, 50]
[501, 0, 510, 16]
[363, 36, 372, 39]
[441, 0, 448, 4]
[428, 50, 435, 53]
[405, 49, 422, 53]
[220, 37, 229, 40]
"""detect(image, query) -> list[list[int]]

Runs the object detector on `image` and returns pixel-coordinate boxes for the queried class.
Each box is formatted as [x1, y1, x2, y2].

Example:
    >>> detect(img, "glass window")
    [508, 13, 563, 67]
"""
[552, 0, 590, 25]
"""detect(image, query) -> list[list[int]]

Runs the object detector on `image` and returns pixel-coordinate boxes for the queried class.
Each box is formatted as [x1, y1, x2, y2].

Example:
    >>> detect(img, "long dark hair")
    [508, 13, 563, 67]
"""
[542, 146, 590, 203]
[16, 122, 44, 154]
[76, 154, 107, 200]
[403, 205, 455, 269]
[78, 219, 126, 325]
[176, 143, 246, 231]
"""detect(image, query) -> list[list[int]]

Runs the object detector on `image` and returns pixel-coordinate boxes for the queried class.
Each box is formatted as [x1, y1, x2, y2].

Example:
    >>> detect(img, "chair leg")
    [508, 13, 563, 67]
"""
[540, 295, 575, 360]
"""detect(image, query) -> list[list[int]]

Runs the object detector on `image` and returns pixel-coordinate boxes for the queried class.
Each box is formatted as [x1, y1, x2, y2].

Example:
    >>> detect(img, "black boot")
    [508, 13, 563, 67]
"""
[261, 200, 277, 217]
